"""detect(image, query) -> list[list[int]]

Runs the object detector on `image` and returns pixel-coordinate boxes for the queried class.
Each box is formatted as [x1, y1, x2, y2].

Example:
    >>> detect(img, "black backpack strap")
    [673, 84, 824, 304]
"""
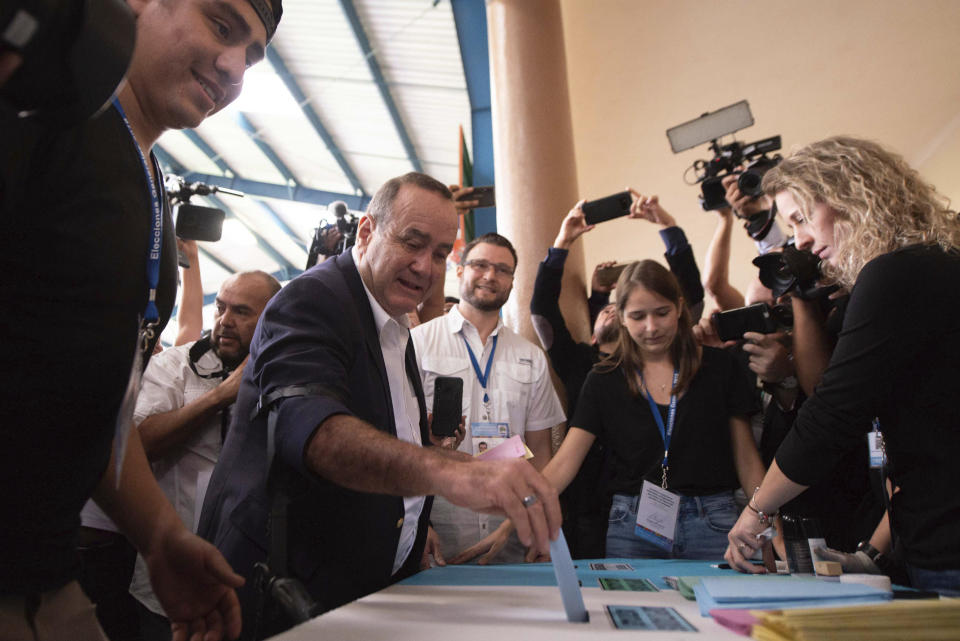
[249, 384, 336, 639]
[251, 384, 338, 575]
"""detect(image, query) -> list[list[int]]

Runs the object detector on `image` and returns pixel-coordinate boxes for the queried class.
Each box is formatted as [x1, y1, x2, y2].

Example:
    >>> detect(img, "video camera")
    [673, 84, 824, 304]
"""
[306, 201, 358, 268]
[693, 135, 782, 211]
[667, 100, 783, 241]
[165, 176, 244, 267]
[1, 0, 135, 127]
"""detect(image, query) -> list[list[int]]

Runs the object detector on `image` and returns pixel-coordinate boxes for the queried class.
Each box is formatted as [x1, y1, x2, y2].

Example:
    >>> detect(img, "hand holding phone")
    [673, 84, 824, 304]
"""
[582, 191, 632, 226]
[594, 263, 627, 289]
[431, 376, 463, 438]
[454, 185, 495, 209]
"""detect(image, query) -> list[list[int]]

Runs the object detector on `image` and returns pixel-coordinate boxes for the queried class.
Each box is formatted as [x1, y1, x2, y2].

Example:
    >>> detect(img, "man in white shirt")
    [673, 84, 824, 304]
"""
[129, 271, 279, 639]
[412, 233, 566, 564]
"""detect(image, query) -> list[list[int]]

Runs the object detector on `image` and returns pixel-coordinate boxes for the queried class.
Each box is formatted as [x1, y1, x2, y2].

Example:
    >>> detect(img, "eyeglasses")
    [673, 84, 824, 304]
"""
[464, 259, 515, 278]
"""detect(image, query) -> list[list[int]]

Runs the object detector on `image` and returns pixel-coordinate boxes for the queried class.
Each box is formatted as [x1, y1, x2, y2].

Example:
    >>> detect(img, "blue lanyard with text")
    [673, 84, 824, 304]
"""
[462, 333, 498, 403]
[112, 97, 163, 339]
[639, 368, 679, 489]
[111, 97, 164, 486]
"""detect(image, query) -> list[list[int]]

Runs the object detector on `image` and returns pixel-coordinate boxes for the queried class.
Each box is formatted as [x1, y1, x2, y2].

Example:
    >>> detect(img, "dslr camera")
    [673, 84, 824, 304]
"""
[752, 243, 823, 299]
[712, 302, 793, 343]
[712, 244, 829, 342]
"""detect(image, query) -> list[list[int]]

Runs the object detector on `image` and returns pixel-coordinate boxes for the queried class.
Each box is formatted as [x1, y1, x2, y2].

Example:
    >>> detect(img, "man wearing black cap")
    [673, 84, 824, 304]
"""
[0, 1, 281, 639]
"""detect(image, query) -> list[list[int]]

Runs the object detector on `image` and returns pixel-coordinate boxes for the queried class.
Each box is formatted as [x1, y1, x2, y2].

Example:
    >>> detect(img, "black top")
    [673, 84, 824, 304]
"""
[776, 245, 960, 570]
[573, 347, 758, 496]
[760, 390, 881, 552]
[0, 105, 177, 593]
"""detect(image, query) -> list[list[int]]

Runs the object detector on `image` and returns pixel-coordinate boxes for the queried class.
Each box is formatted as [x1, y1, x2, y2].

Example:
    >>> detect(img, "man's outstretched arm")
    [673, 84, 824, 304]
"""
[93, 428, 244, 641]
[304, 414, 562, 556]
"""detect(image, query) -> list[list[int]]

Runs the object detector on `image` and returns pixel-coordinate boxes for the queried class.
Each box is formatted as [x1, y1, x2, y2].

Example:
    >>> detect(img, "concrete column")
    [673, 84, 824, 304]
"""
[486, 0, 590, 347]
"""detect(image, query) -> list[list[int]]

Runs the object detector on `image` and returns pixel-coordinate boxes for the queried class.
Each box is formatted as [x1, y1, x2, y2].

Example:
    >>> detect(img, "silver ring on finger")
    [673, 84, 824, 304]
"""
[522, 494, 538, 508]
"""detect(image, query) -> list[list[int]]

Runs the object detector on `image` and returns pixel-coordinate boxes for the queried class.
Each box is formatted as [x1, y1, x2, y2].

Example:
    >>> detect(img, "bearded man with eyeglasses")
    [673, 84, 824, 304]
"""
[411, 233, 566, 566]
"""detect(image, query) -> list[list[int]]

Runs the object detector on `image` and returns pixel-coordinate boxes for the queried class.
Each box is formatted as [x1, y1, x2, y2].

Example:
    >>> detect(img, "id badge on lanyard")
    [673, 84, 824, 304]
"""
[462, 332, 498, 421]
[111, 98, 164, 485]
[868, 418, 886, 469]
[634, 369, 680, 551]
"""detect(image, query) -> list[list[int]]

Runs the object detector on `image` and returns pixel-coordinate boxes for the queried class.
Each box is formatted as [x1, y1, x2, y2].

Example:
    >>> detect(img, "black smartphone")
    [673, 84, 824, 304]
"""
[595, 263, 627, 288]
[582, 191, 632, 226]
[175, 203, 225, 241]
[431, 376, 463, 437]
[457, 185, 495, 209]
[712, 303, 779, 342]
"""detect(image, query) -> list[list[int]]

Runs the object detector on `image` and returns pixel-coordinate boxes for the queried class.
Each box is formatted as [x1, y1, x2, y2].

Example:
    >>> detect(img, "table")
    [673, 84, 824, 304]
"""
[268, 559, 746, 640]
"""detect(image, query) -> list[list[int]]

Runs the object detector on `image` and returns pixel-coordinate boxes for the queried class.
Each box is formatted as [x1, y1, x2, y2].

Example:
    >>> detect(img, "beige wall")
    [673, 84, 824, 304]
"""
[558, 0, 960, 308]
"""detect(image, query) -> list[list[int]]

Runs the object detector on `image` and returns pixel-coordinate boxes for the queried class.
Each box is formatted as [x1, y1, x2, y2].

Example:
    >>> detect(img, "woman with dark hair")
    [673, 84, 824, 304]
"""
[725, 136, 960, 595]
[463, 260, 764, 561]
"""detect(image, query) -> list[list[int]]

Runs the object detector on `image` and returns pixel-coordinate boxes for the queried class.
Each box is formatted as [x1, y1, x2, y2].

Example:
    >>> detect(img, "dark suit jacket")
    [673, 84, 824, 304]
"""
[198, 251, 433, 625]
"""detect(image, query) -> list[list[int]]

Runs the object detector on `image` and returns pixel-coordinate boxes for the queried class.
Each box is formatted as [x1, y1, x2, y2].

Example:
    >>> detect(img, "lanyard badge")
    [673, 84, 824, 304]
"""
[635, 368, 681, 551]
[111, 98, 165, 485]
[462, 333, 498, 419]
[639, 369, 679, 489]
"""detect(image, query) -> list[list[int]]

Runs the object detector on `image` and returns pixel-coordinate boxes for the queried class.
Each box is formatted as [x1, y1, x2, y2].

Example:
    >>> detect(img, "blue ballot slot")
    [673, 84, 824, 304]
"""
[549, 529, 589, 623]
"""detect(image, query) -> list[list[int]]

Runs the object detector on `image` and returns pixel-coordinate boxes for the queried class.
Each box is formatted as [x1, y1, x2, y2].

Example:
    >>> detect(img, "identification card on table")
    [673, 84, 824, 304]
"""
[634, 480, 680, 551]
[606, 605, 696, 631]
[471, 421, 509, 456]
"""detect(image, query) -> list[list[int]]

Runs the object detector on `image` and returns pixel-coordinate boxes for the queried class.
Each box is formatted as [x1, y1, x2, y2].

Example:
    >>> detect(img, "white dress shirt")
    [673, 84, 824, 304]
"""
[357, 277, 426, 575]
[411, 306, 566, 562]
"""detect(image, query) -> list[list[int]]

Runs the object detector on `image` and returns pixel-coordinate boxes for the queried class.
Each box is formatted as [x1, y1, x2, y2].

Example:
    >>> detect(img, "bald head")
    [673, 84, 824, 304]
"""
[210, 271, 281, 367]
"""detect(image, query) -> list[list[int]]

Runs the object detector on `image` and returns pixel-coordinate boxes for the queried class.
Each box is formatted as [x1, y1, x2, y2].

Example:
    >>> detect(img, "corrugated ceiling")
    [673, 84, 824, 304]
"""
[155, 0, 471, 344]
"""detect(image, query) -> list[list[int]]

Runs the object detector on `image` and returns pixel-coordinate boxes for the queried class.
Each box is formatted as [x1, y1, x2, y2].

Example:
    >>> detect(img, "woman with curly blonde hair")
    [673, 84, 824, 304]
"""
[724, 136, 960, 595]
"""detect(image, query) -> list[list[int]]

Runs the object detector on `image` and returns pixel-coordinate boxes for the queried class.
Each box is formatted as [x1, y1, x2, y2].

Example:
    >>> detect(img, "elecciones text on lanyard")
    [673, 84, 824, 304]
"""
[112, 97, 163, 343]
[639, 369, 679, 489]
[110, 97, 164, 485]
[462, 333, 498, 404]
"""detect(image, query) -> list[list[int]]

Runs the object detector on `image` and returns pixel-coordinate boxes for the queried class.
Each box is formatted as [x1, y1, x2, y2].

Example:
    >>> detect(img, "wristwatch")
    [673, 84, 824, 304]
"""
[856, 540, 882, 560]
[778, 375, 798, 390]
[857, 540, 892, 573]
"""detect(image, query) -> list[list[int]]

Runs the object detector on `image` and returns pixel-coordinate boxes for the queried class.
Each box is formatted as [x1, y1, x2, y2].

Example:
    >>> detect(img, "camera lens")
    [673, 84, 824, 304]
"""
[738, 170, 763, 196]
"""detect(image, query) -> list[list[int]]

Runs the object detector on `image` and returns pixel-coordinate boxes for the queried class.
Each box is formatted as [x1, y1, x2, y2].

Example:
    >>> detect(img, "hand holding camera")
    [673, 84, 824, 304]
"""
[722, 175, 769, 218]
[742, 331, 794, 384]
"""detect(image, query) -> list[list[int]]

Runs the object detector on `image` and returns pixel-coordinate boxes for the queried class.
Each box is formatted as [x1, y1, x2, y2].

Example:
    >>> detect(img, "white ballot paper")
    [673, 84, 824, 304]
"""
[549, 529, 589, 623]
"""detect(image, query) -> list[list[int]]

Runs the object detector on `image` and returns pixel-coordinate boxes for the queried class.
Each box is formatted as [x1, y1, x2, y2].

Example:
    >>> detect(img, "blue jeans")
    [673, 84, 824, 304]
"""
[606, 491, 737, 560]
[906, 564, 960, 597]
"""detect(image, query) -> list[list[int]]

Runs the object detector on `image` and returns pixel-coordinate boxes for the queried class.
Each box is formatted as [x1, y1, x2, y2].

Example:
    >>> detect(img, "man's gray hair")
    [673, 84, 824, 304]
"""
[366, 172, 453, 227]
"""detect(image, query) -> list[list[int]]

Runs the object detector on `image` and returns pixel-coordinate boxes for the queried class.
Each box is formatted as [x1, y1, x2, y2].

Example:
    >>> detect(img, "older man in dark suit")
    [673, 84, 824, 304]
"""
[198, 172, 560, 639]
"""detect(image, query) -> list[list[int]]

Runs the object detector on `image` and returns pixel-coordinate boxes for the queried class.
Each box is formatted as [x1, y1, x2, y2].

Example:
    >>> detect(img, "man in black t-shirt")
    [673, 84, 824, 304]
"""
[0, 1, 282, 639]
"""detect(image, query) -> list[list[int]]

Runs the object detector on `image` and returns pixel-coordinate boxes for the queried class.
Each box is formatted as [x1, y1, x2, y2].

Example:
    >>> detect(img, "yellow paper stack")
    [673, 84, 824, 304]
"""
[751, 599, 960, 641]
